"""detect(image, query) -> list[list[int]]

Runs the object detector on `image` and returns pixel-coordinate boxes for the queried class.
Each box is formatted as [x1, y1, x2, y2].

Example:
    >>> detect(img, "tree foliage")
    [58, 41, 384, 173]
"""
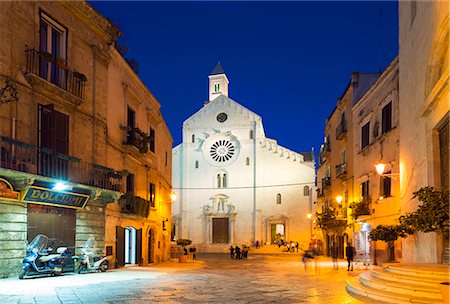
[176, 239, 192, 247]
[349, 198, 372, 220]
[369, 224, 414, 242]
[316, 207, 347, 230]
[399, 187, 449, 234]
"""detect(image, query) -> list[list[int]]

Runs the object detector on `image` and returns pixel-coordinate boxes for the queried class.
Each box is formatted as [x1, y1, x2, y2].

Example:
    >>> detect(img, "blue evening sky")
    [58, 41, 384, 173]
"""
[90, 1, 398, 155]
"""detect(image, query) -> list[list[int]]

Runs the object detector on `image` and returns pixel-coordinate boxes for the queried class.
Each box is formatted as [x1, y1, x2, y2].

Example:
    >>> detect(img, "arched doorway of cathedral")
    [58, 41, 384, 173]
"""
[266, 215, 288, 245]
[116, 226, 142, 267]
[148, 228, 155, 264]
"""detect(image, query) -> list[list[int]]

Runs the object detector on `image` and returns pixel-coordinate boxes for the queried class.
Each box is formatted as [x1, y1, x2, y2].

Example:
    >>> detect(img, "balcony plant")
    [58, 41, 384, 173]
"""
[316, 207, 347, 230]
[118, 192, 150, 217]
[176, 238, 192, 263]
[349, 199, 372, 220]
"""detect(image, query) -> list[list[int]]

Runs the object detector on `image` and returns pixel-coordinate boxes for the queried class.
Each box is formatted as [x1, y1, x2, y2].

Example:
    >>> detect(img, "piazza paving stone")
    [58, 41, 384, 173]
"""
[0, 253, 377, 303]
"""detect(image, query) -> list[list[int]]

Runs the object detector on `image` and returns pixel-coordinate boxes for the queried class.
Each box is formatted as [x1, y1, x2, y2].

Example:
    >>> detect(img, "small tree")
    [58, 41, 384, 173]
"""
[369, 224, 414, 242]
[176, 239, 192, 255]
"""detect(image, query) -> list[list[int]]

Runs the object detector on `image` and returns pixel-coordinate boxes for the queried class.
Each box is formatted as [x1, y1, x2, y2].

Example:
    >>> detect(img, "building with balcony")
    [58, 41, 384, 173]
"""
[0, 1, 172, 277]
[172, 63, 316, 252]
[351, 57, 400, 265]
[316, 72, 379, 259]
[398, 1, 449, 263]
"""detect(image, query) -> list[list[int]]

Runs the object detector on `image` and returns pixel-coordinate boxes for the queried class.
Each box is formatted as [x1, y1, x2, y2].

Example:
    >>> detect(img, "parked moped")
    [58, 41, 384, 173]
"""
[19, 234, 65, 279]
[77, 238, 110, 273]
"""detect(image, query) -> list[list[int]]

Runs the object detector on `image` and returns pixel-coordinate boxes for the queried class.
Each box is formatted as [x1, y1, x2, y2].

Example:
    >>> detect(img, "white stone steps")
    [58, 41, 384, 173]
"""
[359, 272, 442, 300]
[384, 265, 449, 283]
[346, 277, 443, 304]
[371, 268, 444, 287]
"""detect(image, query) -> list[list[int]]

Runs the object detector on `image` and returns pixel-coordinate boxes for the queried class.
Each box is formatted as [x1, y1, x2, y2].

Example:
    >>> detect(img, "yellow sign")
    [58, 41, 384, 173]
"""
[0, 178, 20, 201]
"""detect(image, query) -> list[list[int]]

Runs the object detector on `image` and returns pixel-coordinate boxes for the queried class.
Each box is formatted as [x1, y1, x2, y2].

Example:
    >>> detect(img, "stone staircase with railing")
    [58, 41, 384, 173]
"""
[346, 264, 449, 303]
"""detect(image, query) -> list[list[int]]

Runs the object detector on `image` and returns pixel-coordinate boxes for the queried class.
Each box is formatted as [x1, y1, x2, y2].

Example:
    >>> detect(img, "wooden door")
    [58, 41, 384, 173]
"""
[116, 226, 125, 268]
[212, 218, 229, 243]
[136, 228, 142, 266]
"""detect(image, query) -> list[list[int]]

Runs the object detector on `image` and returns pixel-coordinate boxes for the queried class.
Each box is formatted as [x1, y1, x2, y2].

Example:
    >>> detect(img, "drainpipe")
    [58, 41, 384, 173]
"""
[91, 45, 97, 164]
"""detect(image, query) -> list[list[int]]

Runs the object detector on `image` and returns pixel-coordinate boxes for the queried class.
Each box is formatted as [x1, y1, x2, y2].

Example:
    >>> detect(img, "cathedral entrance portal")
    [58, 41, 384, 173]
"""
[212, 218, 229, 243]
[271, 224, 285, 244]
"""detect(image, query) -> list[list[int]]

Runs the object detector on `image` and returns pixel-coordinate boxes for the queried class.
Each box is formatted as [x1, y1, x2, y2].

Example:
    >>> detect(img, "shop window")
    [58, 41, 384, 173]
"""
[382, 102, 392, 134]
[361, 122, 370, 149]
[149, 128, 155, 153]
[380, 174, 391, 197]
[276, 193, 281, 204]
[149, 183, 156, 208]
[303, 186, 310, 196]
[126, 174, 135, 194]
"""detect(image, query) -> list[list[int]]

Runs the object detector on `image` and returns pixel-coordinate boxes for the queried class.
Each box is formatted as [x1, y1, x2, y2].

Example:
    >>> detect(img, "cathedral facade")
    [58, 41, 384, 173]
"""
[172, 63, 316, 252]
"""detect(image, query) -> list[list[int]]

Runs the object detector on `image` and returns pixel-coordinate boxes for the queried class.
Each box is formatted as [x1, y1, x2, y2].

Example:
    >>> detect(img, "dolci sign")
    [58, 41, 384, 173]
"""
[23, 186, 89, 209]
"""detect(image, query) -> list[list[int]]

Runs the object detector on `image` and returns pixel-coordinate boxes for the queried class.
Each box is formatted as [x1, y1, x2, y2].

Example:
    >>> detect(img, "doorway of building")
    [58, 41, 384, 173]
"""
[116, 226, 142, 267]
[148, 228, 155, 263]
[271, 224, 285, 244]
[212, 218, 229, 243]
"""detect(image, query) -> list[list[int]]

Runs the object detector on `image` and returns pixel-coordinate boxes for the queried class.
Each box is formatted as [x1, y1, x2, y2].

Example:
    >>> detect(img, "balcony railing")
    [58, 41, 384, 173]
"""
[0, 136, 122, 191]
[125, 127, 150, 154]
[335, 121, 347, 140]
[25, 48, 87, 99]
[322, 176, 331, 189]
[118, 192, 150, 217]
[335, 163, 347, 178]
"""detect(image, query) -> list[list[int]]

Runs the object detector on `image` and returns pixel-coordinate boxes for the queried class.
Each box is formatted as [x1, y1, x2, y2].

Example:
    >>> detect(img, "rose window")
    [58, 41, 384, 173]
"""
[210, 140, 235, 162]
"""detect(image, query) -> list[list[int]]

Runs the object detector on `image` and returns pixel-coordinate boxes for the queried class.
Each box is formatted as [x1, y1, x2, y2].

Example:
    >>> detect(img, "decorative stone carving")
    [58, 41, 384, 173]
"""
[0, 80, 19, 104]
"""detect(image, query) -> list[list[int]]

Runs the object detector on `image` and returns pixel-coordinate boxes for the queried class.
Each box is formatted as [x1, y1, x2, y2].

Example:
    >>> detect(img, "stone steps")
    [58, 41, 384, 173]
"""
[346, 264, 448, 303]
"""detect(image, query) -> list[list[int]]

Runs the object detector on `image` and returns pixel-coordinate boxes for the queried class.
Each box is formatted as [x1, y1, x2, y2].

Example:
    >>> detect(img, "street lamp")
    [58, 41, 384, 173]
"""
[170, 192, 177, 202]
[375, 161, 399, 179]
[306, 213, 313, 219]
[336, 195, 343, 204]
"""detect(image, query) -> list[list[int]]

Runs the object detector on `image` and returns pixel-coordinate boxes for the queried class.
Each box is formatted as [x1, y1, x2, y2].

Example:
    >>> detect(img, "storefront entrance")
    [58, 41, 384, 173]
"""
[27, 203, 76, 252]
[212, 218, 229, 243]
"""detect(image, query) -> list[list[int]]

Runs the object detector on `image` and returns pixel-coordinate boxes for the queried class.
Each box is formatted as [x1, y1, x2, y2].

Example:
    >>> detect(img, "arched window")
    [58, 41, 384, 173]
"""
[276, 193, 281, 204]
[217, 172, 227, 188]
[246, 157, 250, 166]
[191, 134, 195, 143]
[303, 186, 310, 196]
[249, 130, 254, 139]
[195, 161, 199, 169]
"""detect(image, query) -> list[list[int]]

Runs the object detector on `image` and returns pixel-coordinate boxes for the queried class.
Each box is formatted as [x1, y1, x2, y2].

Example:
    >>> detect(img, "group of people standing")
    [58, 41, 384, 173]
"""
[229, 245, 249, 259]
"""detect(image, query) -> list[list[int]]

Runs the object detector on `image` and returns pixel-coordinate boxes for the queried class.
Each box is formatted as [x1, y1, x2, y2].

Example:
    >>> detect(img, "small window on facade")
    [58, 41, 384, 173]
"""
[192, 134, 195, 143]
[149, 128, 155, 152]
[149, 183, 156, 208]
[341, 150, 346, 164]
[127, 107, 136, 144]
[361, 180, 369, 198]
[276, 193, 282, 204]
[214, 83, 220, 92]
[303, 186, 310, 196]
[249, 130, 254, 139]
[126, 174, 135, 194]
[382, 102, 392, 134]
[217, 173, 227, 188]
[246, 157, 250, 166]
[165, 151, 168, 166]
[361, 122, 370, 149]
[195, 160, 199, 169]
[380, 174, 391, 197]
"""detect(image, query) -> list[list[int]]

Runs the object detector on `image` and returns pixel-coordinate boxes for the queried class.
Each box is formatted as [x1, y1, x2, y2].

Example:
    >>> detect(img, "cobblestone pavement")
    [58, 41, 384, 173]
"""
[0, 254, 376, 304]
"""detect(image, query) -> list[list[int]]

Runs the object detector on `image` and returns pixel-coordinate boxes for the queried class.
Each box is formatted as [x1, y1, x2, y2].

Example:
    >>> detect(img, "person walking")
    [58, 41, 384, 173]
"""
[331, 243, 339, 270]
[229, 246, 235, 259]
[346, 242, 356, 271]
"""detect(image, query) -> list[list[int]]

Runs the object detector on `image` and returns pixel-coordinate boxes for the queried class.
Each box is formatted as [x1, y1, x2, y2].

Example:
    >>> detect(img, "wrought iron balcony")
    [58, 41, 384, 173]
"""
[335, 163, 347, 178]
[124, 127, 150, 154]
[322, 176, 331, 189]
[25, 48, 87, 99]
[118, 192, 150, 217]
[335, 121, 347, 140]
[0, 136, 122, 191]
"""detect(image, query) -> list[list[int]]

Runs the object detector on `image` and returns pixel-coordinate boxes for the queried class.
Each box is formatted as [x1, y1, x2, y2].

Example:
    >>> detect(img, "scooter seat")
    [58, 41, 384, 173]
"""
[39, 254, 60, 262]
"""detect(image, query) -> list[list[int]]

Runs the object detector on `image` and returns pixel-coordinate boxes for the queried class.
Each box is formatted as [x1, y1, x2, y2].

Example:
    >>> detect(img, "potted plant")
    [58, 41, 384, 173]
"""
[177, 239, 192, 263]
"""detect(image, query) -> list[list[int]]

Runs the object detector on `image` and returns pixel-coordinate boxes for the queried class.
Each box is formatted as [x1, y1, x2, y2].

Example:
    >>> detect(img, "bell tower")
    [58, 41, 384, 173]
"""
[208, 61, 229, 101]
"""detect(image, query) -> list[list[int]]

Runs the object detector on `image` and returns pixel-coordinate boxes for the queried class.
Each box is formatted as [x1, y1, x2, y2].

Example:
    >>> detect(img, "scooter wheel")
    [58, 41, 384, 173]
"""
[18, 269, 29, 279]
[100, 261, 108, 272]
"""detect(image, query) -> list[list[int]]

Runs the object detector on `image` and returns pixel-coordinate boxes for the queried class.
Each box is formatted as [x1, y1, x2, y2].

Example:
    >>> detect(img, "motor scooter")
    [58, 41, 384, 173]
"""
[19, 234, 65, 279]
[77, 238, 110, 273]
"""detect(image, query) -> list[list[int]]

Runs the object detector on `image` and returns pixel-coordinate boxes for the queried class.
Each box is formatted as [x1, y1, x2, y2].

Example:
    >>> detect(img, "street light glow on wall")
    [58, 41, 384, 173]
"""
[375, 162, 387, 175]
[336, 195, 343, 204]
[170, 192, 177, 202]
[306, 213, 313, 219]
